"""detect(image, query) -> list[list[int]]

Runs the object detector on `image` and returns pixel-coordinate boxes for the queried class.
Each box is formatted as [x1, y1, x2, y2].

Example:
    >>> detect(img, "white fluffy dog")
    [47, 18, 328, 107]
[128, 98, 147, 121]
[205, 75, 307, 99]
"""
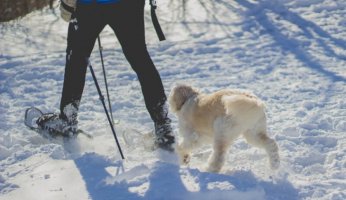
[169, 84, 280, 172]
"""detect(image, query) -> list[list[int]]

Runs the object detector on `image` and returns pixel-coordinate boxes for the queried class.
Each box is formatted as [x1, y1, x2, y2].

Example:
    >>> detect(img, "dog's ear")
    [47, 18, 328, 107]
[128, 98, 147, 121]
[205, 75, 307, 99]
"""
[168, 84, 198, 113]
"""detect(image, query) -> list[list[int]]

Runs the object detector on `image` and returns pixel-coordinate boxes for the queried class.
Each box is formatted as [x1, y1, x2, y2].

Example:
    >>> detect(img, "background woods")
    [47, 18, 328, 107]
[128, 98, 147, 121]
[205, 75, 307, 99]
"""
[0, 0, 54, 22]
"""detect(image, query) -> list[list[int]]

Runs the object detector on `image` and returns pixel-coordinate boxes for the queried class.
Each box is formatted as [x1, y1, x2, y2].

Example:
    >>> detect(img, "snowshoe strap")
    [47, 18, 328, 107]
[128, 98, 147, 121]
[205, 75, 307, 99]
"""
[150, 0, 166, 41]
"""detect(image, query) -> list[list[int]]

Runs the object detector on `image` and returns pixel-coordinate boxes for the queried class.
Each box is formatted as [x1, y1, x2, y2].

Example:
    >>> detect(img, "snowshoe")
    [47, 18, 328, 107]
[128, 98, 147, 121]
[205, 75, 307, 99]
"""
[24, 107, 92, 139]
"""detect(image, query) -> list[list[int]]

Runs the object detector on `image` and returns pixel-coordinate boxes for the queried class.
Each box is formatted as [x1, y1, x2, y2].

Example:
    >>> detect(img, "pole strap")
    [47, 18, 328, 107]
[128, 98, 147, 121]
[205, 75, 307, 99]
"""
[150, 0, 166, 41]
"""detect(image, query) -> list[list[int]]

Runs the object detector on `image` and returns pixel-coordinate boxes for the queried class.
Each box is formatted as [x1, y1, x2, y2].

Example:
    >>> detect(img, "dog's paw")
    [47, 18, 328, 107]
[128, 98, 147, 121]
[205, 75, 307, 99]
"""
[270, 157, 280, 170]
[181, 154, 190, 165]
[205, 164, 222, 173]
[205, 167, 220, 173]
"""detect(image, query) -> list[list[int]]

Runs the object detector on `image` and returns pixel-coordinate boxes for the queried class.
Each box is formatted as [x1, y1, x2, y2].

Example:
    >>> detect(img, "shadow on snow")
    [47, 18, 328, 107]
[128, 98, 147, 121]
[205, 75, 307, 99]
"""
[74, 153, 298, 200]
[237, 0, 346, 82]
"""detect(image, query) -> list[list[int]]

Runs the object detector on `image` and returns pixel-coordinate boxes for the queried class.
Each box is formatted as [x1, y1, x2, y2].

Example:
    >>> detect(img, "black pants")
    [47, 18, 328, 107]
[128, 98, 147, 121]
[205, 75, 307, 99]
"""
[60, 0, 167, 122]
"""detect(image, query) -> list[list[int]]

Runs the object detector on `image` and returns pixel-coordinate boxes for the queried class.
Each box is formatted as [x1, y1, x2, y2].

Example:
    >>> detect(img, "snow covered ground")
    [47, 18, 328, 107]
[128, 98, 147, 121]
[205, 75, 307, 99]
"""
[1, 0, 345, 199]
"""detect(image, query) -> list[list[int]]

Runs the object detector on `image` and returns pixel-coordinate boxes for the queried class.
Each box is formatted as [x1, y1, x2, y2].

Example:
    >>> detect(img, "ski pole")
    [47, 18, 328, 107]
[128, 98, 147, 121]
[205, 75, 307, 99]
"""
[97, 36, 114, 124]
[89, 63, 125, 160]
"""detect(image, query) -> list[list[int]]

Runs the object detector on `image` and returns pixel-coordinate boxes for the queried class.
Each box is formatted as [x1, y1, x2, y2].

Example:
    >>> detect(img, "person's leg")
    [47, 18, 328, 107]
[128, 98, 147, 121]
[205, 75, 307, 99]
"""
[60, 4, 106, 122]
[107, 0, 174, 150]
[107, 0, 168, 123]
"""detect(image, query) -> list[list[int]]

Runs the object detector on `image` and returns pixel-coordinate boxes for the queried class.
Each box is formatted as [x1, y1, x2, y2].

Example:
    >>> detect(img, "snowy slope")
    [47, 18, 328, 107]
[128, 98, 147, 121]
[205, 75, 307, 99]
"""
[1, 0, 346, 199]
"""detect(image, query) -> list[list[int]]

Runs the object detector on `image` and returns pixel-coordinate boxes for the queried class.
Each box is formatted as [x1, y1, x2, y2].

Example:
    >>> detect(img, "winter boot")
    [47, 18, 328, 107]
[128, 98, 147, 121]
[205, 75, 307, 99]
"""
[36, 113, 78, 137]
[154, 118, 175, 152]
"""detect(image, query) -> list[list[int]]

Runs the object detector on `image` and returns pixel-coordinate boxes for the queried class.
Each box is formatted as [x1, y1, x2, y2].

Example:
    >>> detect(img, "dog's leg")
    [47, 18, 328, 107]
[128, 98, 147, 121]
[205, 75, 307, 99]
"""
[206, 137, 231, 173]
[244, 130, 280, 170]
[177, 125, 197, 165]
[206, 117, 236, 173]
[178, 134, 205, 164]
